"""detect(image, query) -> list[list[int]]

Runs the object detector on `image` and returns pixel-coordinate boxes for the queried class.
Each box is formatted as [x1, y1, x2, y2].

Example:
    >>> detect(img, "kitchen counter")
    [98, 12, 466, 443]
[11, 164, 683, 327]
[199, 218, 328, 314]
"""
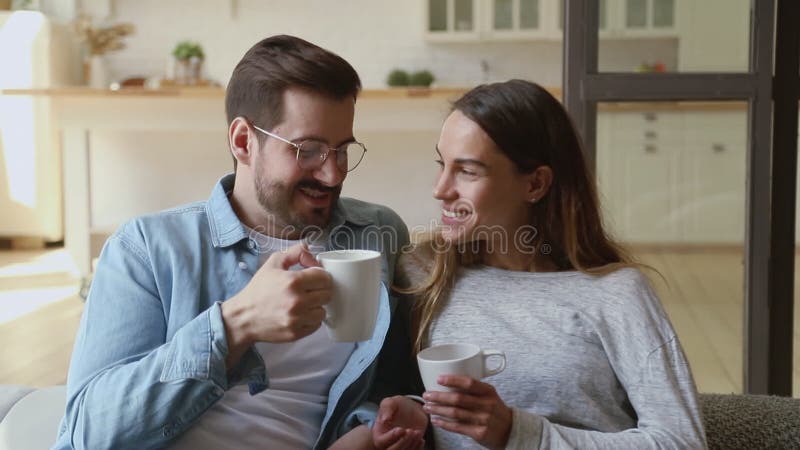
[0, 85, 755, 276]
[7, 85, 476, 277]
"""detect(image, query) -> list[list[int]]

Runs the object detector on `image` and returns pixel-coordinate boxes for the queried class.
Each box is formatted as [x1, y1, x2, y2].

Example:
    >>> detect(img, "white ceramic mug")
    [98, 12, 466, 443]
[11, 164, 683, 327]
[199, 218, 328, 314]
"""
[417, 343, 506, 392]
[316, 249, 382, 342]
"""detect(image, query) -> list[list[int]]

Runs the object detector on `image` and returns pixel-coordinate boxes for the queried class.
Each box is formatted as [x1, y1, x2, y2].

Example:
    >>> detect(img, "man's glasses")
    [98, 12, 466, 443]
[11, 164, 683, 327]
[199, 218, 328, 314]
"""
[252, 124, 367, 172]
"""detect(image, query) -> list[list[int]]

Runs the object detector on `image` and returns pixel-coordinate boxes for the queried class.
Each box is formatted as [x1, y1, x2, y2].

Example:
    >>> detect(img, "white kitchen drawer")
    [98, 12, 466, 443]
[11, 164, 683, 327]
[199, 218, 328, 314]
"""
[598, 108, 750, 244]
[683, 110, 747, 147]
[683, 141, 746, 156]
[608, 111, 684, 145]
[610, 131, 684, 146]
[610, 110, 684, 130]
[683, 110, 746, 128]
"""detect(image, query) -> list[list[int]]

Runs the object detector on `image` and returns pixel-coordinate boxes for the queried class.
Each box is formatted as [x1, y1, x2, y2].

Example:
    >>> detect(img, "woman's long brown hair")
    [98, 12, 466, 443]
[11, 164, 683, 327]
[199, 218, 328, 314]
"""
[401, 80, 637, 354]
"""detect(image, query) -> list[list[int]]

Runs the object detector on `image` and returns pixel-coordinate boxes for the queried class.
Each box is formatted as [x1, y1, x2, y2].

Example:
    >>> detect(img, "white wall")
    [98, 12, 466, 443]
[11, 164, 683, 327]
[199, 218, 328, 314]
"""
[102, 0, 560, 87]
[88, 128, 443, 231]
[99, 0, 677, 88]
[88, 128, 443, 232]
[84, 0, 678, 232]
[341, 130, 442, 229]
[89, 130, 230, 231]
[677, 0, 749, 71]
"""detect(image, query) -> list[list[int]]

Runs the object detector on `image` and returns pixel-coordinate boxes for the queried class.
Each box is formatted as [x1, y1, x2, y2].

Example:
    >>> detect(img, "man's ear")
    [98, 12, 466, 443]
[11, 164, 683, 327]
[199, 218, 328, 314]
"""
[229, 117, 257, 167]
[526, 165, 554, 203]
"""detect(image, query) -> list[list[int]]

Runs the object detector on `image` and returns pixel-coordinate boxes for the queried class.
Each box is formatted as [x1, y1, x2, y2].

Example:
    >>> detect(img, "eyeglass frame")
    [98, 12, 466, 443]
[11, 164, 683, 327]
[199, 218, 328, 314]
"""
[251, 123, 367, 173]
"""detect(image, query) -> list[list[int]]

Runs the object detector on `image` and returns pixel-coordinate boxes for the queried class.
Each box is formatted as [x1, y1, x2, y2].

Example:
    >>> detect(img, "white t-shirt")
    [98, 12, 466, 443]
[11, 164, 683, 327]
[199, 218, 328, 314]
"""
[172, 233, 355, 449]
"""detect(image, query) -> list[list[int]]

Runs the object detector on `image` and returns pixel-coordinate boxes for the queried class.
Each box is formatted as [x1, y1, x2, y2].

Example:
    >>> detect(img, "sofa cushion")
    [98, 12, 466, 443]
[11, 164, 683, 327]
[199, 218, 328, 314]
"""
[0, 385, 66, 450]
[0, 385, 34, 420]
[700, 393, 800, 450]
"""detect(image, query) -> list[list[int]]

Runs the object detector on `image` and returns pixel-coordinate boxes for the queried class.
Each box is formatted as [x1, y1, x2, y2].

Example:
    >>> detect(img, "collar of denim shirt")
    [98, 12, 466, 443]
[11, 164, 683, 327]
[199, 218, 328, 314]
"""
[205, 173, 373, 248]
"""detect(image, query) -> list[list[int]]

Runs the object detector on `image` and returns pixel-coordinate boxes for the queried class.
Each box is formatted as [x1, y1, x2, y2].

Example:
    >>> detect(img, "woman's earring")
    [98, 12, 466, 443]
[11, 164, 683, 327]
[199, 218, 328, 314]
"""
[530, 197, 537, 203]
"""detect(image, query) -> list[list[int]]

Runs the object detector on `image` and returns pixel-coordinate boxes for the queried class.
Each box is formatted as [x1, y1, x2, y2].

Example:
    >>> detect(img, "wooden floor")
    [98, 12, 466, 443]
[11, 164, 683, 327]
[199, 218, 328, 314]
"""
[636, 247, 800, 395]
[0, 249, 83, 386]
[0, 247, 798, 395]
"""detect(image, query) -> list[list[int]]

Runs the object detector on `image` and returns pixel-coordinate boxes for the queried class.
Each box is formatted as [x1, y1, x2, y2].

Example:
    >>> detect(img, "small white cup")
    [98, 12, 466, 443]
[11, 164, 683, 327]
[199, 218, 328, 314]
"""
[316, 249, 382, 342]
[417, 343, 506, 392]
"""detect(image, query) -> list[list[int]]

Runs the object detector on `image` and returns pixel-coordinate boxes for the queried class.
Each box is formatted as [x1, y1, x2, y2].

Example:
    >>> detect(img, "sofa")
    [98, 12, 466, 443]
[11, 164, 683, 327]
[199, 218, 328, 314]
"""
[0, 384, 65, 449]
[699, 393, 800, 449]
[1, 386, 799, 449]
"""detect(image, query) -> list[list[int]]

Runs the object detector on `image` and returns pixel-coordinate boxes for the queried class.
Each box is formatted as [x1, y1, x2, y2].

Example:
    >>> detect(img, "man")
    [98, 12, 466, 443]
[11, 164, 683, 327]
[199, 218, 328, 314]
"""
[55, 35, 419, 449]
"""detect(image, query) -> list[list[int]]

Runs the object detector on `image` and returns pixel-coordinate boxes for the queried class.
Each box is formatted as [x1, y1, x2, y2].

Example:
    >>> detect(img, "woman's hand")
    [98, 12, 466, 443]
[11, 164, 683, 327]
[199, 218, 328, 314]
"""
[372, 396, 428, 450]
[422, 375, 513, 450]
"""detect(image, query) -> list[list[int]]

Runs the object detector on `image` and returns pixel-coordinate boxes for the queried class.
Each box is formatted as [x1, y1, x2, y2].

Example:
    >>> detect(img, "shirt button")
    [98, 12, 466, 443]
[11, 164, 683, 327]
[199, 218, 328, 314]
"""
[247, 240, 255, 249]
[238, 261, 248, 270]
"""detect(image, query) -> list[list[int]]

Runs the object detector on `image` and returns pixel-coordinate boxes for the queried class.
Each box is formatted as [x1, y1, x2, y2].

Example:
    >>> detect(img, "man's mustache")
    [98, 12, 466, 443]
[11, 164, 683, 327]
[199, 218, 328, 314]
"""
[295, 180, 340, 193]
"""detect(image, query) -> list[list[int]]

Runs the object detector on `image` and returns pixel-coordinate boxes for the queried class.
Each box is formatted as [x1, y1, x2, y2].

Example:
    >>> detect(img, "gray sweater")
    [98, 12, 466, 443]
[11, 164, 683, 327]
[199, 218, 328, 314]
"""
[402, 258, 707, 449]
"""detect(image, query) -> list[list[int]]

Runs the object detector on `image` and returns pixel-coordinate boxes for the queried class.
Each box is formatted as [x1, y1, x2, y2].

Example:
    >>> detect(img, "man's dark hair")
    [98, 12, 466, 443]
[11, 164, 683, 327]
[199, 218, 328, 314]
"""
[225, 35, 362, 170]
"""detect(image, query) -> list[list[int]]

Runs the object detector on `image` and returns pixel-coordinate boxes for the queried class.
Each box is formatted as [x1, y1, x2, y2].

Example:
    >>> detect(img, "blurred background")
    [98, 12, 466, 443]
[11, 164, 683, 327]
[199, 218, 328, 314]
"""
[0, 0, 796, 400]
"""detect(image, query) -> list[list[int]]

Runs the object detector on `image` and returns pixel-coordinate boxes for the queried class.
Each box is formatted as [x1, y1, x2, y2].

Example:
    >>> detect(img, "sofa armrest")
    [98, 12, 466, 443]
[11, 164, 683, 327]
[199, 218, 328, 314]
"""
[0, 385, 35, 421]
[700, 393, 800, 450]
[0, 385, 66, 450]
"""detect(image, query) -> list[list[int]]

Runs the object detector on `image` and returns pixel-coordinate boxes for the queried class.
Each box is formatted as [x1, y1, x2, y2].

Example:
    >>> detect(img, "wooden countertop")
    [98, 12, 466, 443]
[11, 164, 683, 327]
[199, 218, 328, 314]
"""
[599, 101, 748, 112]
[1, 86, 227, 98]
[0, 86, 748, 110]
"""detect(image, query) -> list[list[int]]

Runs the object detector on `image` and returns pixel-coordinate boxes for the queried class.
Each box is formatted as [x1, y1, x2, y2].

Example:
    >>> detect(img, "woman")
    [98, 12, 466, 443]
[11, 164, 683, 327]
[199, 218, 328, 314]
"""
[372, 80, 706, 450]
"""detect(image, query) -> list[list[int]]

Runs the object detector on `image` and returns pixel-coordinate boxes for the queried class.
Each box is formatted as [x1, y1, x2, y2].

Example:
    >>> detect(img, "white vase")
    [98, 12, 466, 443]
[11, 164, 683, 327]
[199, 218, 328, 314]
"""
[88, 55, 108, 89]
[174, 57, 203, 85]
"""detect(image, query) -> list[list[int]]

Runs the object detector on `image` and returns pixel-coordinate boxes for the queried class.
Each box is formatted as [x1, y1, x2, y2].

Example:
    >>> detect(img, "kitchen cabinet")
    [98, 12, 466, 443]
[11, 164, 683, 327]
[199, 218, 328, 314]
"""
[624, 0, 675, 33]
[680, 111, 746, 243]
[556, 0, 676, 39]
[598, 110, 683, 243]
[425, 0, 482, 41]
[425, 0, 678, 42]
[602, 0, 677, 38]
[425, 0, 561, 41]
[485, 0, 561, 40]
[597, 108, 748, 244]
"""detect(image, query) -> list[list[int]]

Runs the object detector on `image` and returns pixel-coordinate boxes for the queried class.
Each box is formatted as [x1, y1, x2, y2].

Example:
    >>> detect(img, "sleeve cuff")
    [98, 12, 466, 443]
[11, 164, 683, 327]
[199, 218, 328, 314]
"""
[342, 401, 379, 432]
[160, 302, 267, 393]
[505, 407, 544, 450]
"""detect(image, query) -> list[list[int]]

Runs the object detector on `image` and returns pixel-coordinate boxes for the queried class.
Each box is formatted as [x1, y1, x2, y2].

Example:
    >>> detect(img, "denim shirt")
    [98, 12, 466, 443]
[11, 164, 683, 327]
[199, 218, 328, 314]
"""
[54, 174, 409, 450]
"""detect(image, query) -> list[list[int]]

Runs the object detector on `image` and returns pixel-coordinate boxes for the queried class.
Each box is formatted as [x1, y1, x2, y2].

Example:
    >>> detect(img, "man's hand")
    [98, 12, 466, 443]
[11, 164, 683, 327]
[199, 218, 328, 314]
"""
[372, 396, 428, 450]
[221, 243, 332, 367]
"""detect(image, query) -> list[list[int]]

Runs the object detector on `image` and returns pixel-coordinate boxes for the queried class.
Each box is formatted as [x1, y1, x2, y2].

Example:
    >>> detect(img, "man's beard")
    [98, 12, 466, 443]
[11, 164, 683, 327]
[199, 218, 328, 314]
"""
[254, 170, 340, 238]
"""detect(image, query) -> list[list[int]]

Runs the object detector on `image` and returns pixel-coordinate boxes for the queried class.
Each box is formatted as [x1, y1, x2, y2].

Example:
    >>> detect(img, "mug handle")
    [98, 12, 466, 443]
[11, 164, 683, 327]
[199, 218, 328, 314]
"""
[312, 251, 332, 327]
[481, 349, 506, 377]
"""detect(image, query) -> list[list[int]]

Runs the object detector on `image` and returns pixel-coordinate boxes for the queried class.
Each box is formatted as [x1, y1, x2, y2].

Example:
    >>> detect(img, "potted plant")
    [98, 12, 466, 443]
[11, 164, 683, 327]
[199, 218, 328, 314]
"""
[73, 15, 135, 88]
[386, 69, 410, 87]
[409, 70, 435, 88]
[172, 41, 205, 85]
[386, 69, 435, 89]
